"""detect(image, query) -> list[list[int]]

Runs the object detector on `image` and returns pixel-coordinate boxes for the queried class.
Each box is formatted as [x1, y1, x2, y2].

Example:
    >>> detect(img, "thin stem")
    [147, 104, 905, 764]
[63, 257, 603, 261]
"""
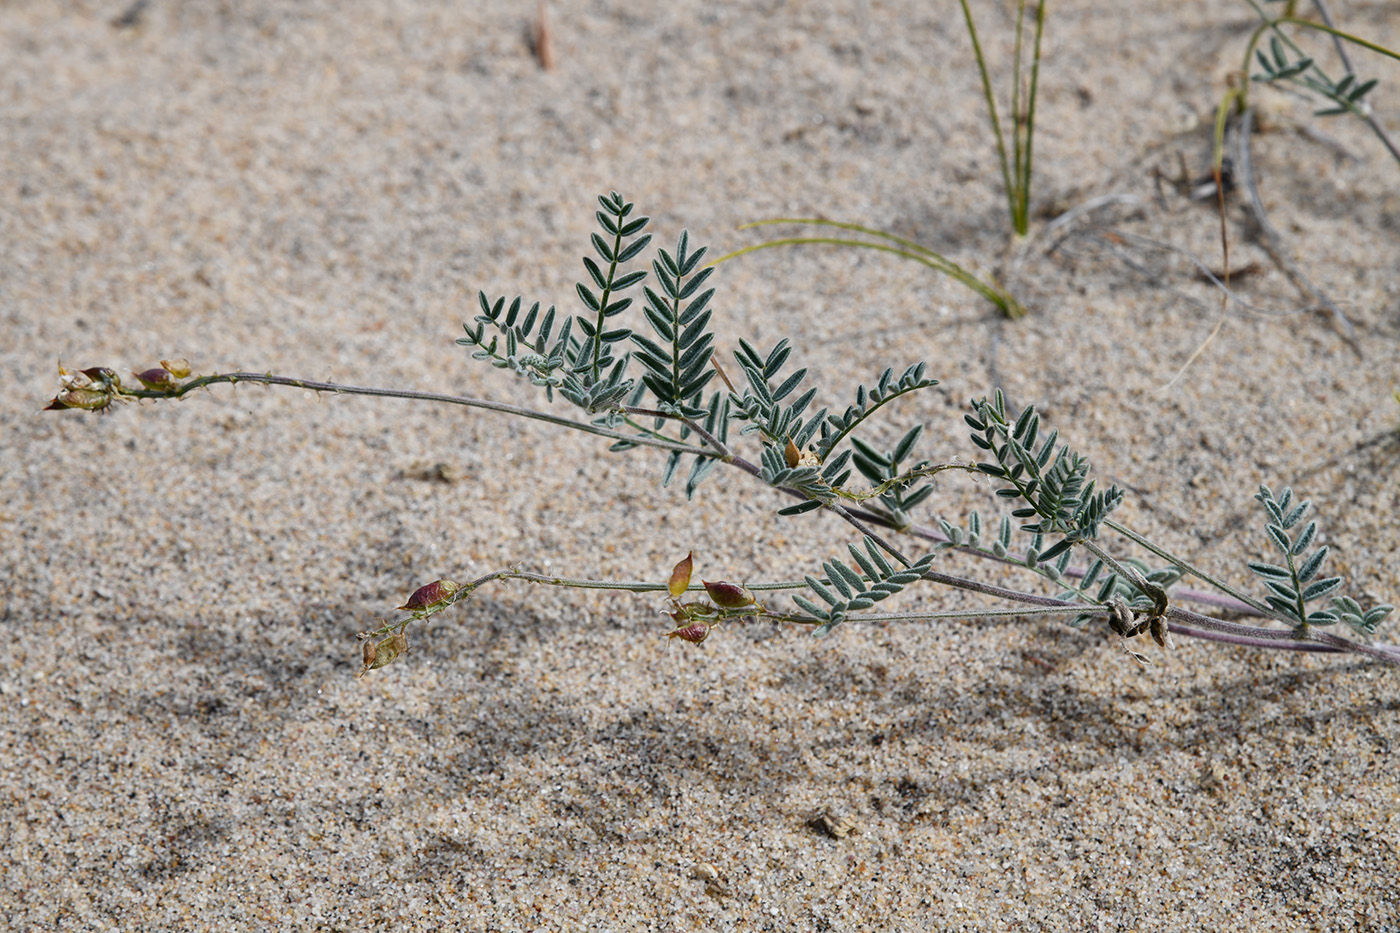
[1163, 622, 1338, 654]
[959, 0, 1017, 233]
[1236, 9, 1400, 164]
[709, 235, 1022, 317]
[1103, 518, 1275, 616]
[123, 372, 1397, 665]
[1166, 604, 1400, 664]
[590, 217, 627, 380]
[916, 566, 1397, 661]
[1017, 0, 1046, 235]
[1011, 0, 1026, 220]
[807, 496, 1264, 616]
[1311, 0, 1354, 74]
[920, 566, 1072, 608]
[618, 413, 692, 448]
[720, 217, 1024, 317]
[825, 501, 913, 568]
[737, 218, 1024, 313]
[136, 373, 713, 458]
[1234, 108, 1361, 355]
[620, 406, 735, 461]
[1078, 537, 1154, 595]
[740, 217, 962, 258]
[673, 414, 734, 462]
[397, 565, 1386, 658]
[774, 604, 1092, 625]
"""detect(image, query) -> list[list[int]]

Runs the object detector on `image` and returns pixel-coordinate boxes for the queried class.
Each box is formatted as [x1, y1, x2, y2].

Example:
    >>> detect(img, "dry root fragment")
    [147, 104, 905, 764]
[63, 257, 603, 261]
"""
[532, 2, 555, 70]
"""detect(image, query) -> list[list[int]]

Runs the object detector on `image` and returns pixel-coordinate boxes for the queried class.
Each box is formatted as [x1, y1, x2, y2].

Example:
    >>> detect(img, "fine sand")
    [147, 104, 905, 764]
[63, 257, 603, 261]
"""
[3, 1, 1399, 929]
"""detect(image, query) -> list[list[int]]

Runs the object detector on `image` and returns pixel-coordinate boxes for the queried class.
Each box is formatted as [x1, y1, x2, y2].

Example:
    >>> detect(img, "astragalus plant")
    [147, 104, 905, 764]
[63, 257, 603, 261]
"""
[45, 193, 1397, 676]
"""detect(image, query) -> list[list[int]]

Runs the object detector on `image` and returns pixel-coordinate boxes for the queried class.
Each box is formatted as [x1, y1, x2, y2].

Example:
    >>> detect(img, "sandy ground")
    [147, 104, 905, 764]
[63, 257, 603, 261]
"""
[3, 1, 1400, 930]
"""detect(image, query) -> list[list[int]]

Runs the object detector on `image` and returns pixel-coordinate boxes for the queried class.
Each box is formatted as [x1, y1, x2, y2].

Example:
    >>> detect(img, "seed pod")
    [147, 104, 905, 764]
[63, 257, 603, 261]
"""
[1108, 598, 1134, 637]
[397, 579, 460, 612]
[80, 367, 122, 390]
[133, 367, 180, 391]
[664, 621, 711, 645]
[44, 386, 115, 412]
[356, 630, 409, 677]
[161, 359, 192, 378]
[668, 552, 694, 599]
[45, 363, 125, 413]
[372, 631, 409, 669]
[703, 580, 755, 609]
[1149, 614, 1172, 649]
[810, 805, 859, 839]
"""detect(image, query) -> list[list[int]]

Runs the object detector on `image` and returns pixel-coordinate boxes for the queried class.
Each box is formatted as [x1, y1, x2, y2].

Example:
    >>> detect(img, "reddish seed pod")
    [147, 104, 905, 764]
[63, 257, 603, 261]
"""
[397, 579, 460, 612]
[80, 367, 122, 389]
[664, 621, 711, 645]
[703, 580, 755, 609]
[133, 368, 179, 391]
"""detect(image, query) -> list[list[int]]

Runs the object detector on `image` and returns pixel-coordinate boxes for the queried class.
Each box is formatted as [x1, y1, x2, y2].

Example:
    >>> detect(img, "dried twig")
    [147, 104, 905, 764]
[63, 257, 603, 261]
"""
[532, 2, 555, 71]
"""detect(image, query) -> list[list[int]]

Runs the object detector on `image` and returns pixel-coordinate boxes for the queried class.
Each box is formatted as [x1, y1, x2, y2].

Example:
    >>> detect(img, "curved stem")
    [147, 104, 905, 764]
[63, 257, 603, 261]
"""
[135, 372, 713, 458]
[825, 501, 913, 568]
[1235, 8, 1400, 164]
[126, 372, 1396, 665]
[804, 496, 1266, 616]
[619, 406, 735, 461]
[710, 227, 1024, 318]
[402, 564, 1397, 662]
[1166, 604, 1400, 664]
[1103, 518, 1275, 616]
[772, 604, 1092, 625]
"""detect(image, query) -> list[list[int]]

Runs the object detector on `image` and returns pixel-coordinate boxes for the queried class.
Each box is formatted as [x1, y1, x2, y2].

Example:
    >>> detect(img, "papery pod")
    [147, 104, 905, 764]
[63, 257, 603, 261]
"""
[161, 358, 192, 378]
[45, 363, 122, 412]
[397, 579, 461, 612]
[668, 552, 694, 599]
[80, 367, 122, 389]
[44, 386, 115, 412]
[703, 580, 755, 609]
[133, 367, 180, 391]
[357, 630, 409, 677]
[664, 620, 711, 645]
[1149, 614, 1172, 649]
